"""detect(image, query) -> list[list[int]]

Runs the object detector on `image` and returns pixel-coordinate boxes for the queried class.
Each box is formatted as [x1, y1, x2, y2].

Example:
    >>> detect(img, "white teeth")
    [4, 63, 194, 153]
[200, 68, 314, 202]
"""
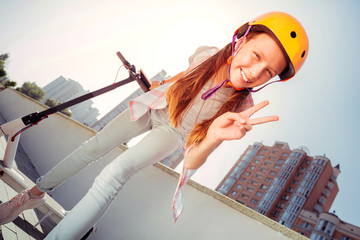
[241, 71, 250, 83]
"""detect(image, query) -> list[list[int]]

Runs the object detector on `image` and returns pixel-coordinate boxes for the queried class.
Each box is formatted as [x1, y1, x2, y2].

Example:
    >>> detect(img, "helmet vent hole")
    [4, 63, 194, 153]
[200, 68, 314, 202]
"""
[301, 51, 306, 58]
[290, 31, 297, 38]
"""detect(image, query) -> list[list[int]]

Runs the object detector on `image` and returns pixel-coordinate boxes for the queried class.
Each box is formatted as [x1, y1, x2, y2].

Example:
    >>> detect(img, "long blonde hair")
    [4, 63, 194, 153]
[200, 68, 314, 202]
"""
[166, 43, 250, 147]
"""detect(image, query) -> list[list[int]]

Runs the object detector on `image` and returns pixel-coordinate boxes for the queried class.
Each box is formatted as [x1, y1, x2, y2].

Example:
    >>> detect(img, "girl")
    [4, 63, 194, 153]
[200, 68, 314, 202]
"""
[0, 11, 308, 239]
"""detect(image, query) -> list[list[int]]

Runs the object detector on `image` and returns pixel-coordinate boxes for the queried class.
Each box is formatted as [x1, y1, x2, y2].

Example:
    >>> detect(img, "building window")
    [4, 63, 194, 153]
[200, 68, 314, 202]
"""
[253, 144, 261, 150]
[245, 171, 251, 176]
[282, 153, 289, 157]
[301, 222, 312, 230]
[260, 184, 267, 189]
[231, 191, 237, 196]
[218, 185, 230, 193]
[241, 178, 247, 182]
[316, 219, 335, 235]
[250, 166, 255, 170]
[256, 191, 262, 197]
[341, 236, 354, 240]
[245, 186, 254, 192]
[251, 198, 258, 204]
[263, 161, 273, 166]
[240, 193, 249, 199]
[273, 210, 280, 217]
[322, 188, 330, 197]
[259, 167, 267, 172]
[327, 181, 334, 189]
[265, 177, 272, 182]
[292, 180, 298, 184]
[314, 203, 323, 213]
[277, 202, 285, 209]
[254, 173, 263, 179]
[279, 211, 296, 228]
[262, 148, 268, 152]
[258, 209, 266, 215]
[274, 165, 281, 169]
[330, 174, 337, 182]
[309, 233, 319, 240]
[282, 195, 289, 201]
[270, 171, 276, 176]
[249, 180, 259, 186]
[236, 184, 242, 189]
[278, 159, 284, 164]
[319, 196, 326, 205]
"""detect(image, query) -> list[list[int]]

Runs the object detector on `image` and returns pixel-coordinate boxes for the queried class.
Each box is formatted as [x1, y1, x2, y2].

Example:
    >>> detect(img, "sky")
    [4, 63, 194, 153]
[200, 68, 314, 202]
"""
[1, 0, 360, 228]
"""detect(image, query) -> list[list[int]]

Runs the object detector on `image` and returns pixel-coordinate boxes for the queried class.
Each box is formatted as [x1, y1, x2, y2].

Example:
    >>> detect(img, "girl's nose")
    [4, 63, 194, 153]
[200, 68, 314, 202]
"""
[249, 62, 267, 81]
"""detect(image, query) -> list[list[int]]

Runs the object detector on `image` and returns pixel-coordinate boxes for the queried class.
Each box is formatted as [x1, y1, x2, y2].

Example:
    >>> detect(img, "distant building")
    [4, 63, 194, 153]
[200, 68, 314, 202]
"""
[91, 69, 183, 169]
[90, 89, 143, 131]
[91, 69, 168, 131]
[42, 76, 99, 126]
[297, 210, 360, 240]
[215, 141, 360, 239]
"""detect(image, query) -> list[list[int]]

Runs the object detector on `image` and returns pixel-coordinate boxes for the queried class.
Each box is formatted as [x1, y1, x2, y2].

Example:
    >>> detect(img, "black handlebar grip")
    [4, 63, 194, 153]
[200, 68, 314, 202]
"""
[116, 51, 130, 66]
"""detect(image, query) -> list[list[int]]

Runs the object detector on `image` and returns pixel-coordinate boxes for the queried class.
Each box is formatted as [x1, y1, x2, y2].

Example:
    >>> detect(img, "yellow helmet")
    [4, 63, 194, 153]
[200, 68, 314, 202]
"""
[235, 12, 309, 81]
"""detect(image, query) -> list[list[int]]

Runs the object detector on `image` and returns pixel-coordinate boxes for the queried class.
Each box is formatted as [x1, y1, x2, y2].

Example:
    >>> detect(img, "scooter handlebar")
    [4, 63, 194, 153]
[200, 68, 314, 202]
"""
[116, 51, 151, 92]
[116, 51, 130, 67]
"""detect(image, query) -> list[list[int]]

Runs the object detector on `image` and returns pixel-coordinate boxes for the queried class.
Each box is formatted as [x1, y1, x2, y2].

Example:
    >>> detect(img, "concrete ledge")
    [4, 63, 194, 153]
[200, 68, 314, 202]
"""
[154, 162, 309, 240]
[0, 87, 310, 239]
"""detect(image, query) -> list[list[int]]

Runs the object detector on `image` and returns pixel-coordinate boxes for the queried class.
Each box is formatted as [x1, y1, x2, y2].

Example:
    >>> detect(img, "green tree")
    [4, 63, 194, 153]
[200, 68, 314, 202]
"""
[60, 108, 72, 118]
[44, 98, 72, 117]
[0, 53, 9, 78]
[0, 69, 6, 78]
[0, 53, 12, 85]
[3, 80, 17, 88]
[44, 98, 57, 107]
[18, 82, 45, 101]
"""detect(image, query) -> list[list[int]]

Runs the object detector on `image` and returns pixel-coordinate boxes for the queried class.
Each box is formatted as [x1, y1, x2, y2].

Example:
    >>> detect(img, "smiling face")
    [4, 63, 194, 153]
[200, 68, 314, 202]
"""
[229, 32, 287, 89]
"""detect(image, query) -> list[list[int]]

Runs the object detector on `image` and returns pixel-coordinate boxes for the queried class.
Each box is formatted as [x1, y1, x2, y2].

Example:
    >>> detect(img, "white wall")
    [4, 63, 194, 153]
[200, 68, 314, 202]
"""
[0, 88, 307, 240]
[0, 88, 125, 209]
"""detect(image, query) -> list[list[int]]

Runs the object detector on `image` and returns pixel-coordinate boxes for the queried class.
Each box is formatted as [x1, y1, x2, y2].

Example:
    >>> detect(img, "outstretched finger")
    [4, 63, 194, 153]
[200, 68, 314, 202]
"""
[243, 100, 270, 117]
[249, 115, 279, 126]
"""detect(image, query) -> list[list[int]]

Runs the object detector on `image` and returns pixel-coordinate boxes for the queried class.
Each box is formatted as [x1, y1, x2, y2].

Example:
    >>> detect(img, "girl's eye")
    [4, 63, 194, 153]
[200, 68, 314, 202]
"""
[267, 69, 273, 78]
[253, 52, 260, 60]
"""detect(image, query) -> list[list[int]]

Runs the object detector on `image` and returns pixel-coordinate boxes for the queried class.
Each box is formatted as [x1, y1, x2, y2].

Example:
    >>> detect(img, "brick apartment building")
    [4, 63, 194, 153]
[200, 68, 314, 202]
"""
[216, 141, 360, 240]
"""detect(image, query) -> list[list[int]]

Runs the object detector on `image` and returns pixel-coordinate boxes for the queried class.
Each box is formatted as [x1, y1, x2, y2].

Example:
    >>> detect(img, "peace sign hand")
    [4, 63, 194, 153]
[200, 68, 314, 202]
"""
[207, 100, 279, 143]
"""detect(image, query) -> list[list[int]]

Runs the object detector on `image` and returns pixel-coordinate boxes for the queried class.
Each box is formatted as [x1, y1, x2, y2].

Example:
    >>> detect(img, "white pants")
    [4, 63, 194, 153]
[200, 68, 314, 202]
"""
[39, 109, 184, 240]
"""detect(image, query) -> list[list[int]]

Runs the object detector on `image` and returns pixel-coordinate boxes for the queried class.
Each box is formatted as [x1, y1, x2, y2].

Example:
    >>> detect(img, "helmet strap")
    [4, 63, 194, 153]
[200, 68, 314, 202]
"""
[246, 79, 283, 92]
[201, 79, 230, 100]
[231, 25, 252, 59]
[201, 25, 252, 100]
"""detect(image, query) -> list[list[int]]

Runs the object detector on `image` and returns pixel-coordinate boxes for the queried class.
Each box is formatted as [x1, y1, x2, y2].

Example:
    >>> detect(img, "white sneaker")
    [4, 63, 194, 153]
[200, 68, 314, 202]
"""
[0, 189, 45, 225]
